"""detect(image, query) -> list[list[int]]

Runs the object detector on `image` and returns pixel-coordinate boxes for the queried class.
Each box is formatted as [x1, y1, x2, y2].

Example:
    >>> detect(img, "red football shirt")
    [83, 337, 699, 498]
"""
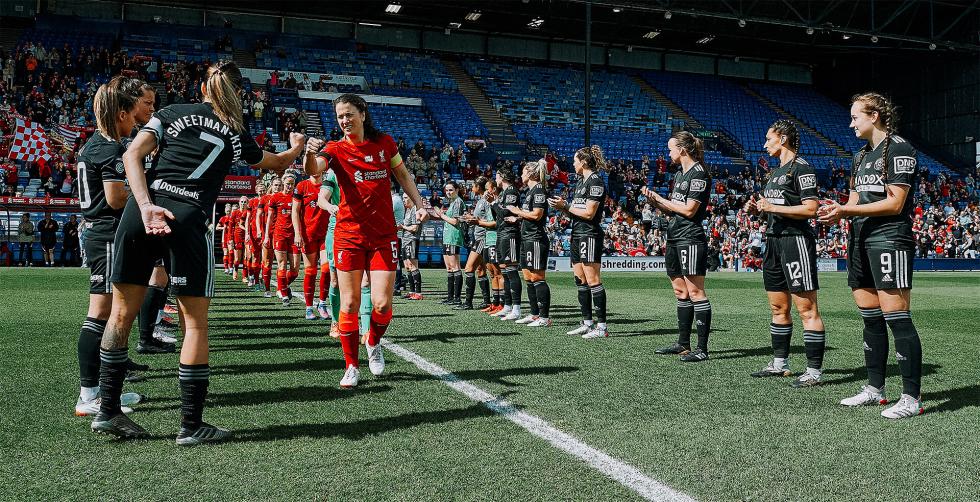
[247, 196, 264, 238]
[230, 208, 246, 239]
[269, 191, 295, 240]
[218, 215, 231, 242]
[318, 134, 401, 248]
[293, 177, 328, 241]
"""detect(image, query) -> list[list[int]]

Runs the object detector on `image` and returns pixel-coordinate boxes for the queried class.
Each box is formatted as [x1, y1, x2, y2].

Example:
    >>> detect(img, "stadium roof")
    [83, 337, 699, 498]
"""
[166, 0, 980, 58]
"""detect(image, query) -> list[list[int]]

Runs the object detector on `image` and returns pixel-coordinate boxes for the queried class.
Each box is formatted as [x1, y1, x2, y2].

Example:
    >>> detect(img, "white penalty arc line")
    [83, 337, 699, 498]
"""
[382, 340, 696, 502]
[287, 291, 693, 501]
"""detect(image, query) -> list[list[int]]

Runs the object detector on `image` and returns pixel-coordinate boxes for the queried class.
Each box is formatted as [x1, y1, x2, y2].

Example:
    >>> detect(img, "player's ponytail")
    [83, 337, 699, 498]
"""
[498, 168, 517, 186]
[525, 159, 549, 190]
[851, 92, 898, 183]
[205, 60, 246, 133]
[93, 76, 143, 141]
[575, 145, 607, 173]
[473, 175, 488, 195]
[671, 131, 705, 165]
[333, 93, 383, 141]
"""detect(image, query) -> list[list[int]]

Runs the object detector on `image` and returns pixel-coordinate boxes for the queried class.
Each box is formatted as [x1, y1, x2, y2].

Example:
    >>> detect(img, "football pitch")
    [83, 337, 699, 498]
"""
[2, 268, 978, 501]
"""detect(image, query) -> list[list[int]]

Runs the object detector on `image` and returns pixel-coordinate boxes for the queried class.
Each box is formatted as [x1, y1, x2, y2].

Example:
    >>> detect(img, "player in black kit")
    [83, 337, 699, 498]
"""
[73, 77, 147, 417]
[549, 146, 609, 339]
[643, 131, 713, 362]
[745, 120, 828, 387]
[494, 168, 523, 320]
[818, 92, 924, 419]
[507, 160, 551, 327]
[90, 61, 306, 444]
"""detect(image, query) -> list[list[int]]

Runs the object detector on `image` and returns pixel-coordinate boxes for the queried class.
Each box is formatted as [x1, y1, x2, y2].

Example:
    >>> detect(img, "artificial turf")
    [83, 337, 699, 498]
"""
[2, 267, 977, 501]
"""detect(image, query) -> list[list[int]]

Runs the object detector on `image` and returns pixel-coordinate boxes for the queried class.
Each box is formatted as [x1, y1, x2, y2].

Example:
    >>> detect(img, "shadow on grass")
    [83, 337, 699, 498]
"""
[392, 331, 522, 344]
[133, 358, 346, 382]
[616, 327, 729, 338]
[209, 339, 331, 352]
[384, 365, 580, 388]
[234, 403, 494, 442]
[820, 362, 941, 388]
[135, 383, 392, 412]
[210, 329, 327, 340]
[922, 384, 980, 414]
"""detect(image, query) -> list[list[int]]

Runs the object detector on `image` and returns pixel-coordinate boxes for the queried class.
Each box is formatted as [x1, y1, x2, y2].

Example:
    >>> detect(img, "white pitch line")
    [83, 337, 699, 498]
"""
[383, 340, 696, 502]
[287, 291, 693, 501]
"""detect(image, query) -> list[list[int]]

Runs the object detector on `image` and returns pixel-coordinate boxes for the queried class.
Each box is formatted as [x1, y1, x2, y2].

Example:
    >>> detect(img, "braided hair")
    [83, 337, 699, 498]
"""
[769, 119, 801, 172]
[574, 145, 607, 173]
[851, 92, 899, 183]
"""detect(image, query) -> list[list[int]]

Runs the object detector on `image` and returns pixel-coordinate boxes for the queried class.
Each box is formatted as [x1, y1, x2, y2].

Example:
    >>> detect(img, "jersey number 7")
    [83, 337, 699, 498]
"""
[188, 132, 225, 180]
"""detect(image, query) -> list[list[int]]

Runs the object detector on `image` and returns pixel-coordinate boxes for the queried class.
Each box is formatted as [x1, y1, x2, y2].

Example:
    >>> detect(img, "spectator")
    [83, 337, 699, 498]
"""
[61, 214, 80, 266]
[17, 212, 35, 266]
[38, 212, 58, 266]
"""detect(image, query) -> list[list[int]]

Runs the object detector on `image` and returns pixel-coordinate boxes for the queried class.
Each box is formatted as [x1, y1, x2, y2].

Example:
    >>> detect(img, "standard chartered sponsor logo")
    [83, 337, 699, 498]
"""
[353, 170, 388, 183]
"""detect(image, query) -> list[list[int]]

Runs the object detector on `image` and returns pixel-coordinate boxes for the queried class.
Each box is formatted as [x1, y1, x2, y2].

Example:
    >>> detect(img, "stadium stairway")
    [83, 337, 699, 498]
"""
[232, 47, 257, 70]
[630, 75, 703, 129]
[742, 85, 849, 157]
[440, 56, 524, 155]
[304, 110, 324, 137]
[635, 75, 751, 171]
[0, 17, 30, 52]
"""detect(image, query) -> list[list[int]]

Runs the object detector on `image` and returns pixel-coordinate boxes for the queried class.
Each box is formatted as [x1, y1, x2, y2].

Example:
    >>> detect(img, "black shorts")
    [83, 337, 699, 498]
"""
[482, 243, 498, 264]
[41, 239, 56, 251]
[847, 238, 914, 290]
[521, 239, 549, 270]
[469, 239, 486, 255]
[571, 235, 603, 264]
[496, 234, 519, 264]
[401, 240, 418, 260]
[85, 238, 114, 295]
[111, 197, 216, 298]
[442, 244, 460, 256]
[763, 234, 819, 293]
[665, 241, 708, 277]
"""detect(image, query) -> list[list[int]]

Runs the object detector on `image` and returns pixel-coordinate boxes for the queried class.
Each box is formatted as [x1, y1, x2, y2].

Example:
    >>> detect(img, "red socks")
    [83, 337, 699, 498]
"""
[286, 269, 299, 287]
[367, 309, 393, 346]
[318, 263, 330, 302]
[303, 268, 317, 307]
[262, 265, 272, 291]
[276, 269, 286, 296]
[338, 311, 359, 368]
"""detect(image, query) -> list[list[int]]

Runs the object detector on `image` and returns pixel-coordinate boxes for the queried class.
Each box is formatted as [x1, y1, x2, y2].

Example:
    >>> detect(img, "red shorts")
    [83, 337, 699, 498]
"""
[274, 236, 298, 254]
[301, 236, 325, 255]
[250, 238, 262, 253]
[334, 240, 398, 272]
[232, 239, 244, 251]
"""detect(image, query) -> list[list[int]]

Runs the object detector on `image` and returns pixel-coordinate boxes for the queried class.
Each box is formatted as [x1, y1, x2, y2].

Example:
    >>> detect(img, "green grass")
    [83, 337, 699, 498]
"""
[1, 267, 978, 501]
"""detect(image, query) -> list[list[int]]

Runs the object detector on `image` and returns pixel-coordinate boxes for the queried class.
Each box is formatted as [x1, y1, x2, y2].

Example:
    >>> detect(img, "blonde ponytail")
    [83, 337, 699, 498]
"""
[205, 60, 245, 133]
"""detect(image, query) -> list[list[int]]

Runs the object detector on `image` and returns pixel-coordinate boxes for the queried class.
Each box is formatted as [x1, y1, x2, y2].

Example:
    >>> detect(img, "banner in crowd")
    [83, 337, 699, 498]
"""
[7, 118, 53, 162]
[0, 196, 79, 206]
[241, 68, 368, 90]
[548, 256, 667, 273]
[221, 175, 257, 195]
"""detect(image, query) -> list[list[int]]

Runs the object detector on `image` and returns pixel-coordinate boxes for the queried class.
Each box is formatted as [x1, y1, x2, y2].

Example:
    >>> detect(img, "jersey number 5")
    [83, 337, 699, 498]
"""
[188, 132, 225, 180]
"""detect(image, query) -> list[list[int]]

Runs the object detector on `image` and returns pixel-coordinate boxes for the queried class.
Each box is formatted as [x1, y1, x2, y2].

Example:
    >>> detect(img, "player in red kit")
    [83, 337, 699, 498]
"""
[304, 93, 428, 388]
[231, 197, 247, 280]
[292, 172, 330, 320]
[259, 178, 281, 297]
[217, 203, 234, 274]
[244, 183, 265, 288]
[267, 173, 300, 305]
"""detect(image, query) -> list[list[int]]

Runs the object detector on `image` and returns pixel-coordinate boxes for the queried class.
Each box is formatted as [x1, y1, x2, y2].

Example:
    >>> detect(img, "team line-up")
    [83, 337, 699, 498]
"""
[72, 60, 926, 446]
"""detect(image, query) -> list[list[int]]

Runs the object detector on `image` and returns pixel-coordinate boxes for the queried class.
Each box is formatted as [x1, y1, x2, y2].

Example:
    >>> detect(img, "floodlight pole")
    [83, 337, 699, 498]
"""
[584, 0, 592, 147]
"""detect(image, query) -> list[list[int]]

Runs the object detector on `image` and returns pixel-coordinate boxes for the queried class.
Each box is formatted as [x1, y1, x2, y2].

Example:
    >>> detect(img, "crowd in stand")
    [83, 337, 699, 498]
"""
[1, 40, 978, 267]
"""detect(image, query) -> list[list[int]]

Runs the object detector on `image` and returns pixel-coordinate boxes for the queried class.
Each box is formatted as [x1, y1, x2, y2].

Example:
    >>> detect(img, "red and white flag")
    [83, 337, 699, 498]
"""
[7, 117, 53, 162]
[56, 124, 81, 145]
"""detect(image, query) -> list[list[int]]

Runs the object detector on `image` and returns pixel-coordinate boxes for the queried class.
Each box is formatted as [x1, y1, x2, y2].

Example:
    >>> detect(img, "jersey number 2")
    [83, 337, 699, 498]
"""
[188, 132, 225, 179]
